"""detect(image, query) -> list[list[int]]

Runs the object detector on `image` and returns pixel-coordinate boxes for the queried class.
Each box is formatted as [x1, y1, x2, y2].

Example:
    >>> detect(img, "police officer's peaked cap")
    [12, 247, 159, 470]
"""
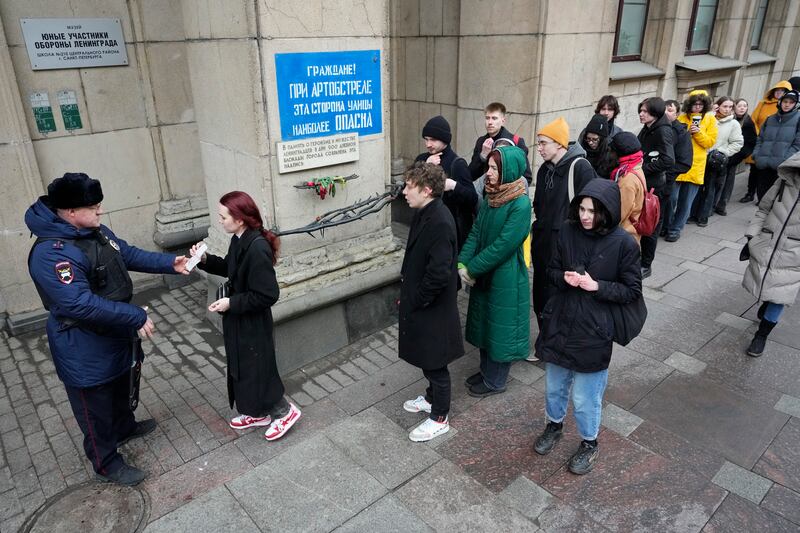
[47, 172, 104, 209]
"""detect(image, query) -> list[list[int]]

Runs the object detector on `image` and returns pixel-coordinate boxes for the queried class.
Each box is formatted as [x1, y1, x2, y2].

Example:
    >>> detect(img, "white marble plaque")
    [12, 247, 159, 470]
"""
[21, 18, 128, 70]
[277, 132, 359, 173]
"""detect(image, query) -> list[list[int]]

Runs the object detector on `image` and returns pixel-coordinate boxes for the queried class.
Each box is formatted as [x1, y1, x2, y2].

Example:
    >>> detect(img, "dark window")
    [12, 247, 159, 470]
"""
[613, 0, 650, 62]
[751, 0, 769, 49]
[686, 0, 719, 54]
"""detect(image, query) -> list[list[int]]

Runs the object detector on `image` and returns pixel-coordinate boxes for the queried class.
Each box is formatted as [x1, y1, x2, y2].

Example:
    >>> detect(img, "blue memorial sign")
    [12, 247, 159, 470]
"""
[275, 50, 382, 141]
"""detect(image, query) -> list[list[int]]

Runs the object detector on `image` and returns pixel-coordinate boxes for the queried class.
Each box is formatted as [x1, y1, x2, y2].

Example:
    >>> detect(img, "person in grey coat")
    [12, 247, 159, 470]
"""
[752, 91, 800, 200]
[742, 151, 800, 356]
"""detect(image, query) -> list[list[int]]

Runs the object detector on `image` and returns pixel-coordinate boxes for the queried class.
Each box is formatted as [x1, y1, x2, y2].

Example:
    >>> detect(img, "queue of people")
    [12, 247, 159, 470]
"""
[24, 79, 800, 487]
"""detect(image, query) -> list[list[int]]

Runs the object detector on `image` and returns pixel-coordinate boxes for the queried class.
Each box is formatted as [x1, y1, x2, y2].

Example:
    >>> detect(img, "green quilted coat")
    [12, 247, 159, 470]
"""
[459, 145, 531, 362]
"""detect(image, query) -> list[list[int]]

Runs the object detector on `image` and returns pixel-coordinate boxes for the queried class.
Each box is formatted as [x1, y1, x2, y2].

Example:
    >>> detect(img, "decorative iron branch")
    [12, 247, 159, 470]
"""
[274, 182, 404, 237]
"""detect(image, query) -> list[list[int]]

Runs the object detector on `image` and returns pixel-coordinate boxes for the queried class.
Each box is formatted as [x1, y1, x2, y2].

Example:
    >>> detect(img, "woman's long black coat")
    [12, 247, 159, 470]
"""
[399, 198, 464, 370]
[200, 229, 283, 415]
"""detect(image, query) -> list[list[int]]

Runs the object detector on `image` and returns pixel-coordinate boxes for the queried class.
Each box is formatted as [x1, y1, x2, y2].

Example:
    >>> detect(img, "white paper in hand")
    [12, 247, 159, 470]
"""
[186, 243, 207, 272]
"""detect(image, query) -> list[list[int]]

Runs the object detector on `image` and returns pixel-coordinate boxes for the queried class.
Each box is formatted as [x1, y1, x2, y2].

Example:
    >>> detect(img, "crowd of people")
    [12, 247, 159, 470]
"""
[23, 77, 800, 486]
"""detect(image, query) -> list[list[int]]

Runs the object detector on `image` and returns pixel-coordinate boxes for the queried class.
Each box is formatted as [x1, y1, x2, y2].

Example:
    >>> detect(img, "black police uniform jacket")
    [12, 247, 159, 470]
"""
[398, 198, 464, 370]
[199, 229, 284, 415]
[536, 179, 642, 372]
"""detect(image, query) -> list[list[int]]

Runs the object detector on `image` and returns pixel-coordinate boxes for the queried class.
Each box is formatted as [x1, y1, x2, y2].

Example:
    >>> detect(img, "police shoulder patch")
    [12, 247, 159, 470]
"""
[54, 261, 74, 284]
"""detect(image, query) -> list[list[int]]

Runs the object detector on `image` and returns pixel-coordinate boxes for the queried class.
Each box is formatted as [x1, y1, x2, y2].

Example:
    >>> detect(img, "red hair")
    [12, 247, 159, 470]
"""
[219, 191, 280, 265]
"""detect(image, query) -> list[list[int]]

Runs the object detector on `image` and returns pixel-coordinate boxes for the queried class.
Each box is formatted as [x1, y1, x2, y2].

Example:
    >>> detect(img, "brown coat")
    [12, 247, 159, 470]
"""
[615, 165, 645, 244]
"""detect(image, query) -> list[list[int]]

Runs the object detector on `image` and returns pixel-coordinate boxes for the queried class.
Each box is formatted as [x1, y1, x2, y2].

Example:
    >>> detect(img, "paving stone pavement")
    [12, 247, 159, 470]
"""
[4, 179, 800, 532]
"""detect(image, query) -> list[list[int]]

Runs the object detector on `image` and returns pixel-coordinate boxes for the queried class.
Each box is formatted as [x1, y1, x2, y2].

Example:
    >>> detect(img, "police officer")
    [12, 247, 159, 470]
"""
[25, 173, 189, 486]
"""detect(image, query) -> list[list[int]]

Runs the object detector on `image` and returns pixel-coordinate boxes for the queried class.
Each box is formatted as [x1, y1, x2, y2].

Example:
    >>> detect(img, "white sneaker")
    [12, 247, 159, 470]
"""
[409, 417, 449, 442]
[264, 403, 301, 441]
[525, 353, 540, 362]
[229, 414, 271, 429]
[403, 395, 432, 413]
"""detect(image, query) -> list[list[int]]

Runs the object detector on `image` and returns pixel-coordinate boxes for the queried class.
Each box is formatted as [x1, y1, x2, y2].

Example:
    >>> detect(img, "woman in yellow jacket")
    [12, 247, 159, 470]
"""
[665, 90, 718, 242]
[739, 80, 792, 203]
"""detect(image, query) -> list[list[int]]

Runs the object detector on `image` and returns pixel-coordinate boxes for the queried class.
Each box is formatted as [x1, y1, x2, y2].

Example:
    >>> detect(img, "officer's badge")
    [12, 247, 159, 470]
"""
[109, 239, 120, 251]
[54, 261, 74, 284]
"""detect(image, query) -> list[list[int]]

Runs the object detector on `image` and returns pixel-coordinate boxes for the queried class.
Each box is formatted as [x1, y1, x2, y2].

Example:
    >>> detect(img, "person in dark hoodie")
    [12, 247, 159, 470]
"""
[531, 117, 597, 327]
[578, 114, 614, 179]
[661, 100, 693, 236]
[533, 178, 642, 475]
[25, 173, 190, 486]
[637, 97, 675, 277]
[468, 102, 533, 183]
[415, 115, 478, 250]
[752, 90, 800, 200]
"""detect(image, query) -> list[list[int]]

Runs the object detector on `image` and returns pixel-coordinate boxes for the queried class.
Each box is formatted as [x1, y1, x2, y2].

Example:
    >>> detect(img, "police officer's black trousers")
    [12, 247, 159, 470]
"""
[65, 372, 136, 475]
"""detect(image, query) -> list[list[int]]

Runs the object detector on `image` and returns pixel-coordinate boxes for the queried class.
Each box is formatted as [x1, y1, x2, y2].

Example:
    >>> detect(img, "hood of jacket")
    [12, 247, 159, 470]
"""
[25, 196, 94, 239]
[763, 80, 793, 101]
[778, 150, 800, 181]
[494, 145, 527, 184]
[571, 178, 621, 227]
[553, 142, 587, 170]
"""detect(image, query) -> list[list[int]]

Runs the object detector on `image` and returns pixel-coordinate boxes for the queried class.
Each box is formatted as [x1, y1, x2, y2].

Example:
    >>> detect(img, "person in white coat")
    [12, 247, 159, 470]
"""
[695, 97, 744, 226]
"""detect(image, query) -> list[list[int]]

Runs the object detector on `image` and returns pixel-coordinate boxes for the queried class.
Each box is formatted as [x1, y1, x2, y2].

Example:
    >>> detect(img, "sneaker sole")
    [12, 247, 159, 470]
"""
[95, 473, 146, 486]
[409, 424, 449, 442]
[264, 408, 301, 441]
[229, 419, 272, 430]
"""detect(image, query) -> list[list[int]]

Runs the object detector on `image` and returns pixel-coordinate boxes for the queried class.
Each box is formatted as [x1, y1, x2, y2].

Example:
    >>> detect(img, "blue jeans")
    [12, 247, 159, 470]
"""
[764, 302, 784, 323]
[544, 363, 608, 441]
[668, 181, 700, 235]
[479, 349, 511, 390]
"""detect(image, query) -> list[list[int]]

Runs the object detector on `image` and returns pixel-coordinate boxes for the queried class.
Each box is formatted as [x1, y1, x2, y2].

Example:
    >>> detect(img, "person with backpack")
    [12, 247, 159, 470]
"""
[637, 97, 674, 276]
[608, 133, 646, 244]
[533, 179, 642, 475]
[661, 100, 694, 237]
[468, 102, 533, 184]
[415, 115, 478, 251]
[531, 117, 597, 328]
[25, 173, 191, 486]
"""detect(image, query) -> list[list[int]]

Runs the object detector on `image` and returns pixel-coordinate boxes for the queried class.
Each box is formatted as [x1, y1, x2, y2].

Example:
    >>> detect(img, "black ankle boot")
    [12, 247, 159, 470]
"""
[757, 302, 768, 320]
[747, 319, 777, 357]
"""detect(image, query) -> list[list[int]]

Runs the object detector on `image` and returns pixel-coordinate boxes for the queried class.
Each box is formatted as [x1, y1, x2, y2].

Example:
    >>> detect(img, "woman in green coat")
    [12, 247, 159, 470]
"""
[459, 145, 532, 397]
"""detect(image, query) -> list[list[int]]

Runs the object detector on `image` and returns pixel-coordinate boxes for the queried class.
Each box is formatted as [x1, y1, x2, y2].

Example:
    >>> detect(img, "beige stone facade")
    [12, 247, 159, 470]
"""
[1, 0, 799, 337]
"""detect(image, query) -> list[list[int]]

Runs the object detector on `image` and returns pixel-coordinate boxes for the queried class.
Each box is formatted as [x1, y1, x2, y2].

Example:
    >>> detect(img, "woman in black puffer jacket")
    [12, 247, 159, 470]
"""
[533, 178, 642, 476]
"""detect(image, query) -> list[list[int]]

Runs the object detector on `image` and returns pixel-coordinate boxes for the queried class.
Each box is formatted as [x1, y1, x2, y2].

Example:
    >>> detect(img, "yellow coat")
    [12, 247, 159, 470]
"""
[676, 113, 718, 185]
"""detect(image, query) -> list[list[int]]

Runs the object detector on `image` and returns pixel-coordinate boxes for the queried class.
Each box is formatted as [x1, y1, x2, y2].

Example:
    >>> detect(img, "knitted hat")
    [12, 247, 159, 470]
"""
[422, 115, 452, 144]
[537, 117, 569, 148]
[584, 114, 609, 138]
[47, 172, 104, 209]
[609, 132, 641, 156]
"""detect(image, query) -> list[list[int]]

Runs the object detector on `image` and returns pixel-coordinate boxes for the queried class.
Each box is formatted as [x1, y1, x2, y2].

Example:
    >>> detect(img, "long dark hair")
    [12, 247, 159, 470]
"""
[567, 196, 614, 235]
[219, 191, 280, 265]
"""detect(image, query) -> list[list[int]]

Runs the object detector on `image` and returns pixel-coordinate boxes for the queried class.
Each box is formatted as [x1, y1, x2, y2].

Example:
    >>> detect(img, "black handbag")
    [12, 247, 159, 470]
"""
[610, 295, 648, 346]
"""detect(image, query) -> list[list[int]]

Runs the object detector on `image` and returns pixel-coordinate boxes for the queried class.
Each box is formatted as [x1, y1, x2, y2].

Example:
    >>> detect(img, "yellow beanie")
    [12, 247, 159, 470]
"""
[537, 117, 569, 148]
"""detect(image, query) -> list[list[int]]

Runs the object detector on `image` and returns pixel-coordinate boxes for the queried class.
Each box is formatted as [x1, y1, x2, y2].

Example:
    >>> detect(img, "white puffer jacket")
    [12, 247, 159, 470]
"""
[743, 151, 800, 305]
[712, 114, 744, 157]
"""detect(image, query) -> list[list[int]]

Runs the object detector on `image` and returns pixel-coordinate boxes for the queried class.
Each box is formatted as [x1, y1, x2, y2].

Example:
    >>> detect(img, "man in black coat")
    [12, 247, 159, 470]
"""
[531, 117, 597, 328]
[414, 116, 478, 251]
[662, 100, 693, 236]
[637, 97, 675, 278]
[398, 162, 464, 443]
[468, 102, 533, 184]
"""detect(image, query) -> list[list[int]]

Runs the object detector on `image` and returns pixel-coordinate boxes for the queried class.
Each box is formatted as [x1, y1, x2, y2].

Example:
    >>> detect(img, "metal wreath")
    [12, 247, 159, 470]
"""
[274, 182, 403, 237]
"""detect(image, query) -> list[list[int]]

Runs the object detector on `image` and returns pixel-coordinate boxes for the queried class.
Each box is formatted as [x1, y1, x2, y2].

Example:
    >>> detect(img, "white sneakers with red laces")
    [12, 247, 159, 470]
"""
[264, 402, 302, 441]
[403, 395, 432, 414]
[229, 414, 272, 430]
[409, 416, 449, 442]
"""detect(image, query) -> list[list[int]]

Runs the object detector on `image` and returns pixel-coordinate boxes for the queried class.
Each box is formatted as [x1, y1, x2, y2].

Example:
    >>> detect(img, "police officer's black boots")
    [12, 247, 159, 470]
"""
[747, 319, 777, 357]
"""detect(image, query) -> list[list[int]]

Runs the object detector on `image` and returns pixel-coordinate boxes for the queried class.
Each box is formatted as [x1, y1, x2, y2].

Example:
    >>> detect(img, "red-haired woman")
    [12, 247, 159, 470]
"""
[191, 191, 300, 441]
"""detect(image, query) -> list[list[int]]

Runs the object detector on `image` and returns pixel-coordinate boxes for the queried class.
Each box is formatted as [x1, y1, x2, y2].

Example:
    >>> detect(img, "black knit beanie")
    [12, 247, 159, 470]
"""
[422, 115, 452, 145]
[47, 172, 104, 209]
[610, 132, 641, 156]
[584, 114, 609, 138]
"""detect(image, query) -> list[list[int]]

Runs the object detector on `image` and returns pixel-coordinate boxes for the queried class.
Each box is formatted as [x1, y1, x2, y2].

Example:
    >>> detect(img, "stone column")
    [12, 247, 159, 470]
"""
[0, 14, 46, 326]
[182, 0, 400, 371]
